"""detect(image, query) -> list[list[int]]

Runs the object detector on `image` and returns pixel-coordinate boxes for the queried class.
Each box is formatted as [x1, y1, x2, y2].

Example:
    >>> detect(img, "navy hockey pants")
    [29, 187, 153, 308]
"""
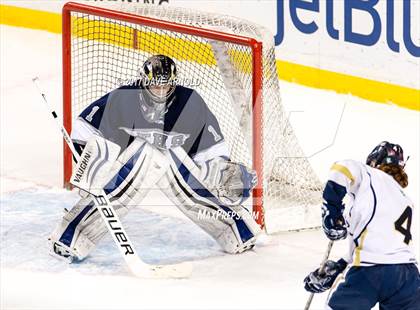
[328, 263, 420, 310]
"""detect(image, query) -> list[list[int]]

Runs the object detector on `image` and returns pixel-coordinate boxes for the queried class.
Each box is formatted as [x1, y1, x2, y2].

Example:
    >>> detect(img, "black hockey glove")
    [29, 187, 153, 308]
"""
[321, 205, 347, 241]
[304, 258, 348, 293]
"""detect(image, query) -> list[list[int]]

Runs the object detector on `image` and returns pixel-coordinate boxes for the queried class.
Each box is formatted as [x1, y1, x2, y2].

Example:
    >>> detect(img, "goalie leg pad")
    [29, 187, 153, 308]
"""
[50, 139, 169, 261]
[159, 147, 261, 254]
[49, 196, 121, 261]
[103, 139, 169, 207]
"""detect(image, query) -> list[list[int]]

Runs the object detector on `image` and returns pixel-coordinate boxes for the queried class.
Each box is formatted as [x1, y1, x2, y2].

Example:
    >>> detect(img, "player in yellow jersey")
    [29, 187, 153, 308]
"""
[304, 141, 419, 309]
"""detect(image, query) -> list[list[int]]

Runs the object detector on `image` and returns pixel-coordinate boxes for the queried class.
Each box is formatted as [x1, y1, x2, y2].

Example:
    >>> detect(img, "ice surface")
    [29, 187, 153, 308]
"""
[1, 185, 350, 310]
[1, 25, 418, 310]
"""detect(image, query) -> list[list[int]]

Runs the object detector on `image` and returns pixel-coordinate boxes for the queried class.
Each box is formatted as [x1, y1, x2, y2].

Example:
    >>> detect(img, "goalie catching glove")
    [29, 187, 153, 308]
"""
[199, 157, 257, 206]
[304, 258, 348, 293]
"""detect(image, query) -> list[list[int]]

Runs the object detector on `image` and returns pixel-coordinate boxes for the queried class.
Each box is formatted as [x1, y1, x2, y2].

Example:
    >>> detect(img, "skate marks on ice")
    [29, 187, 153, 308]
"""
[0, 187, 222, 276]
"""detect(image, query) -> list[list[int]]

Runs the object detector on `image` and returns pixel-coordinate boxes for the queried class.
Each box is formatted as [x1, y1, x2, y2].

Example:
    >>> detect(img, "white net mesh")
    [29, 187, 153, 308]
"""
[66, 3, 323, 232]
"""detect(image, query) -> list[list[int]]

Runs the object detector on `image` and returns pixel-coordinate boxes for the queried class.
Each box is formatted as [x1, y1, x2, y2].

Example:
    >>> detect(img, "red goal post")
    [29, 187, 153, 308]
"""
[62, 2, 265, 226]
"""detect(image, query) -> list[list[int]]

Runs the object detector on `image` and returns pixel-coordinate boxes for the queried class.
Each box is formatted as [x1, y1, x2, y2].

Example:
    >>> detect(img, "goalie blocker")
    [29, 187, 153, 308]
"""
[49, 135, 260, 261]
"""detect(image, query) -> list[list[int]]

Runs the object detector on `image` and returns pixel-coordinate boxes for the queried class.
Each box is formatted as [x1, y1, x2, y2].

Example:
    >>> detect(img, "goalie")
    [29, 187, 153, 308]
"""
[50, 54, 261, 261]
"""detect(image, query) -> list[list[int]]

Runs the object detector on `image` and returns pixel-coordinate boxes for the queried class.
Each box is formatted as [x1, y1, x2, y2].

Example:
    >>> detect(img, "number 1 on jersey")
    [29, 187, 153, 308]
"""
[394, 206, 412, 245]
[86, 106, 99, 122]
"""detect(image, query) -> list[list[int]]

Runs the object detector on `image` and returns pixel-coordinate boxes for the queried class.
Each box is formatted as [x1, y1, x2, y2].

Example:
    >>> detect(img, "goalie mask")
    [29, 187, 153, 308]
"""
[366, 141, 405, 169]
[140, 55, 177, 123]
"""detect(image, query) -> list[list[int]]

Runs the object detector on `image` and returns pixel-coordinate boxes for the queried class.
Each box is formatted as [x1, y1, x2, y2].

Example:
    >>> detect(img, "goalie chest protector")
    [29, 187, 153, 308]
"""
[77, 84, 225, 157]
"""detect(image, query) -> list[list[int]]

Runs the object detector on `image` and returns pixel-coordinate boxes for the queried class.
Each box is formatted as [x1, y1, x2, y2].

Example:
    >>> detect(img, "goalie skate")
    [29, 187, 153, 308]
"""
[49, 239, 76, 263]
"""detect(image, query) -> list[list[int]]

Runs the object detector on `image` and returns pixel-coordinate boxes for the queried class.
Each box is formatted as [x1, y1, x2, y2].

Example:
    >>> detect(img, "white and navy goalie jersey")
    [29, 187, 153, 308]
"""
[71, 83, 229, 163]
[324, 160, 417, 266]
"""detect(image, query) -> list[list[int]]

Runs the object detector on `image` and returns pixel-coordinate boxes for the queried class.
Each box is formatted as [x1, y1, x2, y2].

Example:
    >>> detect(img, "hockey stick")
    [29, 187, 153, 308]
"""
[304, 240, 334, 310]
[32, 77, 192, 279]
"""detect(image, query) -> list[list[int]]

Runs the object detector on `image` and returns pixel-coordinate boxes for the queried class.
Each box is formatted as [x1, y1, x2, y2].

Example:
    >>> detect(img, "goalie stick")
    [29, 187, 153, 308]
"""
[304, 240, 334, 310]
[32, 77, 192, 279]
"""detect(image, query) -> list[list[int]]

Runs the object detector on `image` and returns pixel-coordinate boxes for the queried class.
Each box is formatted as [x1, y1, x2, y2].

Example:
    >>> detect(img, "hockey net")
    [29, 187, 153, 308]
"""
[62, 2, 323, 233]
